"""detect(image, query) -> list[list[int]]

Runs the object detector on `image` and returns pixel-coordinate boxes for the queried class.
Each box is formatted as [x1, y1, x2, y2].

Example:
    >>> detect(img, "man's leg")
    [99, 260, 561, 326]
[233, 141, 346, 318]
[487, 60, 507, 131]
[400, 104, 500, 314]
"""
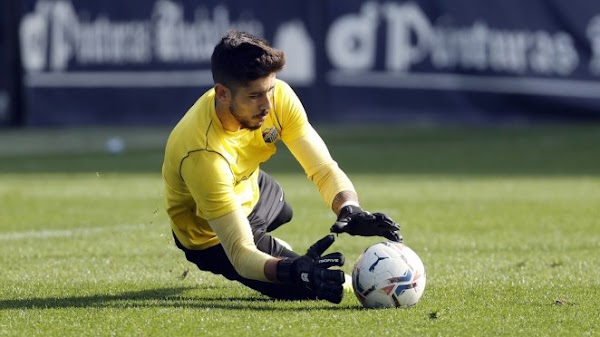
[248, 171, 298, 259]
[250, 171, 354, 294]
[172, 170, 320, 300]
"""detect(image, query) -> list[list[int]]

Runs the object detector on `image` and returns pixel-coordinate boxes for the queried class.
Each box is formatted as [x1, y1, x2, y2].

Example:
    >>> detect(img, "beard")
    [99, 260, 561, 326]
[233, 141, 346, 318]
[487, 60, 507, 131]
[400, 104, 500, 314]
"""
[229, 102, 265, 131]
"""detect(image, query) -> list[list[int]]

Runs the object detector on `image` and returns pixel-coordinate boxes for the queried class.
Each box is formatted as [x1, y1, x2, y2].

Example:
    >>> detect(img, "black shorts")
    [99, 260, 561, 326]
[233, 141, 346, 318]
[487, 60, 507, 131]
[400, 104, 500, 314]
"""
[173, 170, 317, 300]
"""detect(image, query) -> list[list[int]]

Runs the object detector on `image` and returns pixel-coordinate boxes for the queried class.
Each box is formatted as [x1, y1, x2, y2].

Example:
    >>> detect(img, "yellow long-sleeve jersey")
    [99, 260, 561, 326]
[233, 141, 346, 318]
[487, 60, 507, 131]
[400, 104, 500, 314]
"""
[162, 79, 355, 281]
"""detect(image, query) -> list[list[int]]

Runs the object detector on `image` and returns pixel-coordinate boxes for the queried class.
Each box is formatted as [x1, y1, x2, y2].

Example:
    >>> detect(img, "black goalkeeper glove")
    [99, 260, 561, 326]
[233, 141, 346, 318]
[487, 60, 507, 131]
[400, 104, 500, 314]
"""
[276, 234, 345, 304]
[330, 205, 403, 242]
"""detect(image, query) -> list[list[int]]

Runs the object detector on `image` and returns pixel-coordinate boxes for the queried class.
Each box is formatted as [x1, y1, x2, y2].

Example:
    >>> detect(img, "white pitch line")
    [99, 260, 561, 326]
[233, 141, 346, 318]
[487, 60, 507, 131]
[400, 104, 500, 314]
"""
[0, 223, 153, 241]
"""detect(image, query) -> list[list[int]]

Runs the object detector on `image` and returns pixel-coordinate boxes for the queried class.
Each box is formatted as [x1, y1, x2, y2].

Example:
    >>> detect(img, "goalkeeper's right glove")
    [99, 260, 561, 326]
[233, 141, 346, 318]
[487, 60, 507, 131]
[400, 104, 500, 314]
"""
[276, 234, 345, 304]
[330, 205, 403, 242]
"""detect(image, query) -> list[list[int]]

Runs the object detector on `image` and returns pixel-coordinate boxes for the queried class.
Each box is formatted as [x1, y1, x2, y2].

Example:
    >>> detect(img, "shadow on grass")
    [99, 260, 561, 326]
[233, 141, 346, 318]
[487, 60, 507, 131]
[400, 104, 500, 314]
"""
[0, 287, 358, 311]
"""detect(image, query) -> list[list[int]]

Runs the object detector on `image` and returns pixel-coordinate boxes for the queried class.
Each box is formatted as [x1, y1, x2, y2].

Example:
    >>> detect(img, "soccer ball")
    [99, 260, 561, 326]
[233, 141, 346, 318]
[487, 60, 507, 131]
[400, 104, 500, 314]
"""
[352, 241, 426, 308]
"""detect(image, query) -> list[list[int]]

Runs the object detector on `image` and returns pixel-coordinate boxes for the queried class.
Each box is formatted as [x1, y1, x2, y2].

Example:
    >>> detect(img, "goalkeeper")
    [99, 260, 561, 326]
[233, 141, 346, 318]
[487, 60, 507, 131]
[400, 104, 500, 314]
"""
[162, 30, 401, 304]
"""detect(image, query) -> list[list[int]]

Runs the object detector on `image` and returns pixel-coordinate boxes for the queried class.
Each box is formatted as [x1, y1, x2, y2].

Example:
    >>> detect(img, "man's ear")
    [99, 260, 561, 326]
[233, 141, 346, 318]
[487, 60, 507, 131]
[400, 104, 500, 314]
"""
[214, 83, 231, 103]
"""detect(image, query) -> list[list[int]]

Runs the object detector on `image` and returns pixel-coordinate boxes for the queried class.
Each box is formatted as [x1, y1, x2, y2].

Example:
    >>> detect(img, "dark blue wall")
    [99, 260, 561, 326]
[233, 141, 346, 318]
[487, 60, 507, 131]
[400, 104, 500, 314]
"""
[0, 0, 17, 126]
[10, 0, 600, 126]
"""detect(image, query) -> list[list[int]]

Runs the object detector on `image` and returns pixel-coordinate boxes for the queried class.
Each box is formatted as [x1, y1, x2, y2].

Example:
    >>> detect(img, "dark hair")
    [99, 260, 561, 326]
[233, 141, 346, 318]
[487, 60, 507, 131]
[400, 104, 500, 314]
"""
[211, 30, 286, 89]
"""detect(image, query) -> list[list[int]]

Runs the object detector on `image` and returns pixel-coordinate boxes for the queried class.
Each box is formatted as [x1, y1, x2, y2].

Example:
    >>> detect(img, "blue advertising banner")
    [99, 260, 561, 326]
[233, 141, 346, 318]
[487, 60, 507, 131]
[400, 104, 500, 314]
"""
[325, 0, 600, 123]
[18, 0, 323, 125]
[16, 0, 600, 126]
[0, 1, 13, 126]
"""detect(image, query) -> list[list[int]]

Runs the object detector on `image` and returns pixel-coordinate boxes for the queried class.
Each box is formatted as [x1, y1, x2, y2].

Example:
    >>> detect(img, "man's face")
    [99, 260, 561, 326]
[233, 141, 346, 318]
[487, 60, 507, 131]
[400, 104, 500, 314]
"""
[228, 74, 276, 131]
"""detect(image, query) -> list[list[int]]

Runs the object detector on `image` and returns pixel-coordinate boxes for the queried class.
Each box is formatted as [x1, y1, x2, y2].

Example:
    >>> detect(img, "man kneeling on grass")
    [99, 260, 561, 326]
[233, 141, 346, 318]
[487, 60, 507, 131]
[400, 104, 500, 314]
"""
[162, 29, 402, 303]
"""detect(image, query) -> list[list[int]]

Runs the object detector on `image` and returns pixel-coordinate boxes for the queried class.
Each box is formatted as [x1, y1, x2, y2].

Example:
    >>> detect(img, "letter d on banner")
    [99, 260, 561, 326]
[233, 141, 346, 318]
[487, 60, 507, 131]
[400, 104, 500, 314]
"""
[326, 2, 378, 70]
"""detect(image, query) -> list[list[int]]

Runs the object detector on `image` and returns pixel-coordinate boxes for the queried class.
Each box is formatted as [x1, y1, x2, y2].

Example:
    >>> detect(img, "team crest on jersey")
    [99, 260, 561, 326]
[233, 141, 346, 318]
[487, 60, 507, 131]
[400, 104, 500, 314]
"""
[262, 126, 279, 143]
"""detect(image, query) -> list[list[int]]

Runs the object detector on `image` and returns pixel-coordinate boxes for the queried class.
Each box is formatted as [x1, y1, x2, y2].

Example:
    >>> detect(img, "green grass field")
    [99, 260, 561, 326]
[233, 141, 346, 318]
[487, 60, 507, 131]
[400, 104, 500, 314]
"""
[1, 124, 599, 336]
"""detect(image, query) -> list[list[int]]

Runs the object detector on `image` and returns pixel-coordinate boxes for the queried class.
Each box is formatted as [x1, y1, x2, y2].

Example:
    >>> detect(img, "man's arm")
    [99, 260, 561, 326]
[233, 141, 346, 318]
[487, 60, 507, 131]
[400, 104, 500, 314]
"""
[285, 126, 357, 213]
[264, 258, 280, 282]
[331, 190, 359, 216]
[211, 211, 346, 303]
[208, 208, 274, 281]
[285, 126, 402, 242]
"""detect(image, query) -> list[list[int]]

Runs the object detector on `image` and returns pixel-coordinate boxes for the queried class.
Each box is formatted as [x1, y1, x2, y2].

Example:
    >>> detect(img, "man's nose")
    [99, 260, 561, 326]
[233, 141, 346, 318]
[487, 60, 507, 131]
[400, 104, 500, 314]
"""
[260, 97, 272, 111]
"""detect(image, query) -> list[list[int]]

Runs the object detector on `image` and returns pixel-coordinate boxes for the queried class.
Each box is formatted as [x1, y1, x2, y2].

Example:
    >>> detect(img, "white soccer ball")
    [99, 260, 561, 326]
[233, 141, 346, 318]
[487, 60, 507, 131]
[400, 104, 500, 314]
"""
[352, 241, 426, 308]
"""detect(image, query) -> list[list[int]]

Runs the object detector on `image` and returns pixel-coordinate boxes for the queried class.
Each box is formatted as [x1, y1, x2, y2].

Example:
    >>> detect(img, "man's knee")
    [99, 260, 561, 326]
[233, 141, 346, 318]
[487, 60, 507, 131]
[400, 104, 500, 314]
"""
[267, 202, 293, 232]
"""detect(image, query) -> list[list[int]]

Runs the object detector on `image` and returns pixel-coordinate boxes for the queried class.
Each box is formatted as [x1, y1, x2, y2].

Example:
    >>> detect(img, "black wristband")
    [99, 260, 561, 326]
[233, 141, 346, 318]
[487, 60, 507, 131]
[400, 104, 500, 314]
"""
[337, 205, 363, 220]
[276, 258, 293, 283]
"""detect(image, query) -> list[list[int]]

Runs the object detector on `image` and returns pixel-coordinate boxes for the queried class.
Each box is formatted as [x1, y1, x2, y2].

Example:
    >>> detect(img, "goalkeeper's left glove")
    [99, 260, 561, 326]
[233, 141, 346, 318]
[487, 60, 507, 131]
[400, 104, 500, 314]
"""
[276, 234, 346, 304]
[330, 205, 403, 242]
